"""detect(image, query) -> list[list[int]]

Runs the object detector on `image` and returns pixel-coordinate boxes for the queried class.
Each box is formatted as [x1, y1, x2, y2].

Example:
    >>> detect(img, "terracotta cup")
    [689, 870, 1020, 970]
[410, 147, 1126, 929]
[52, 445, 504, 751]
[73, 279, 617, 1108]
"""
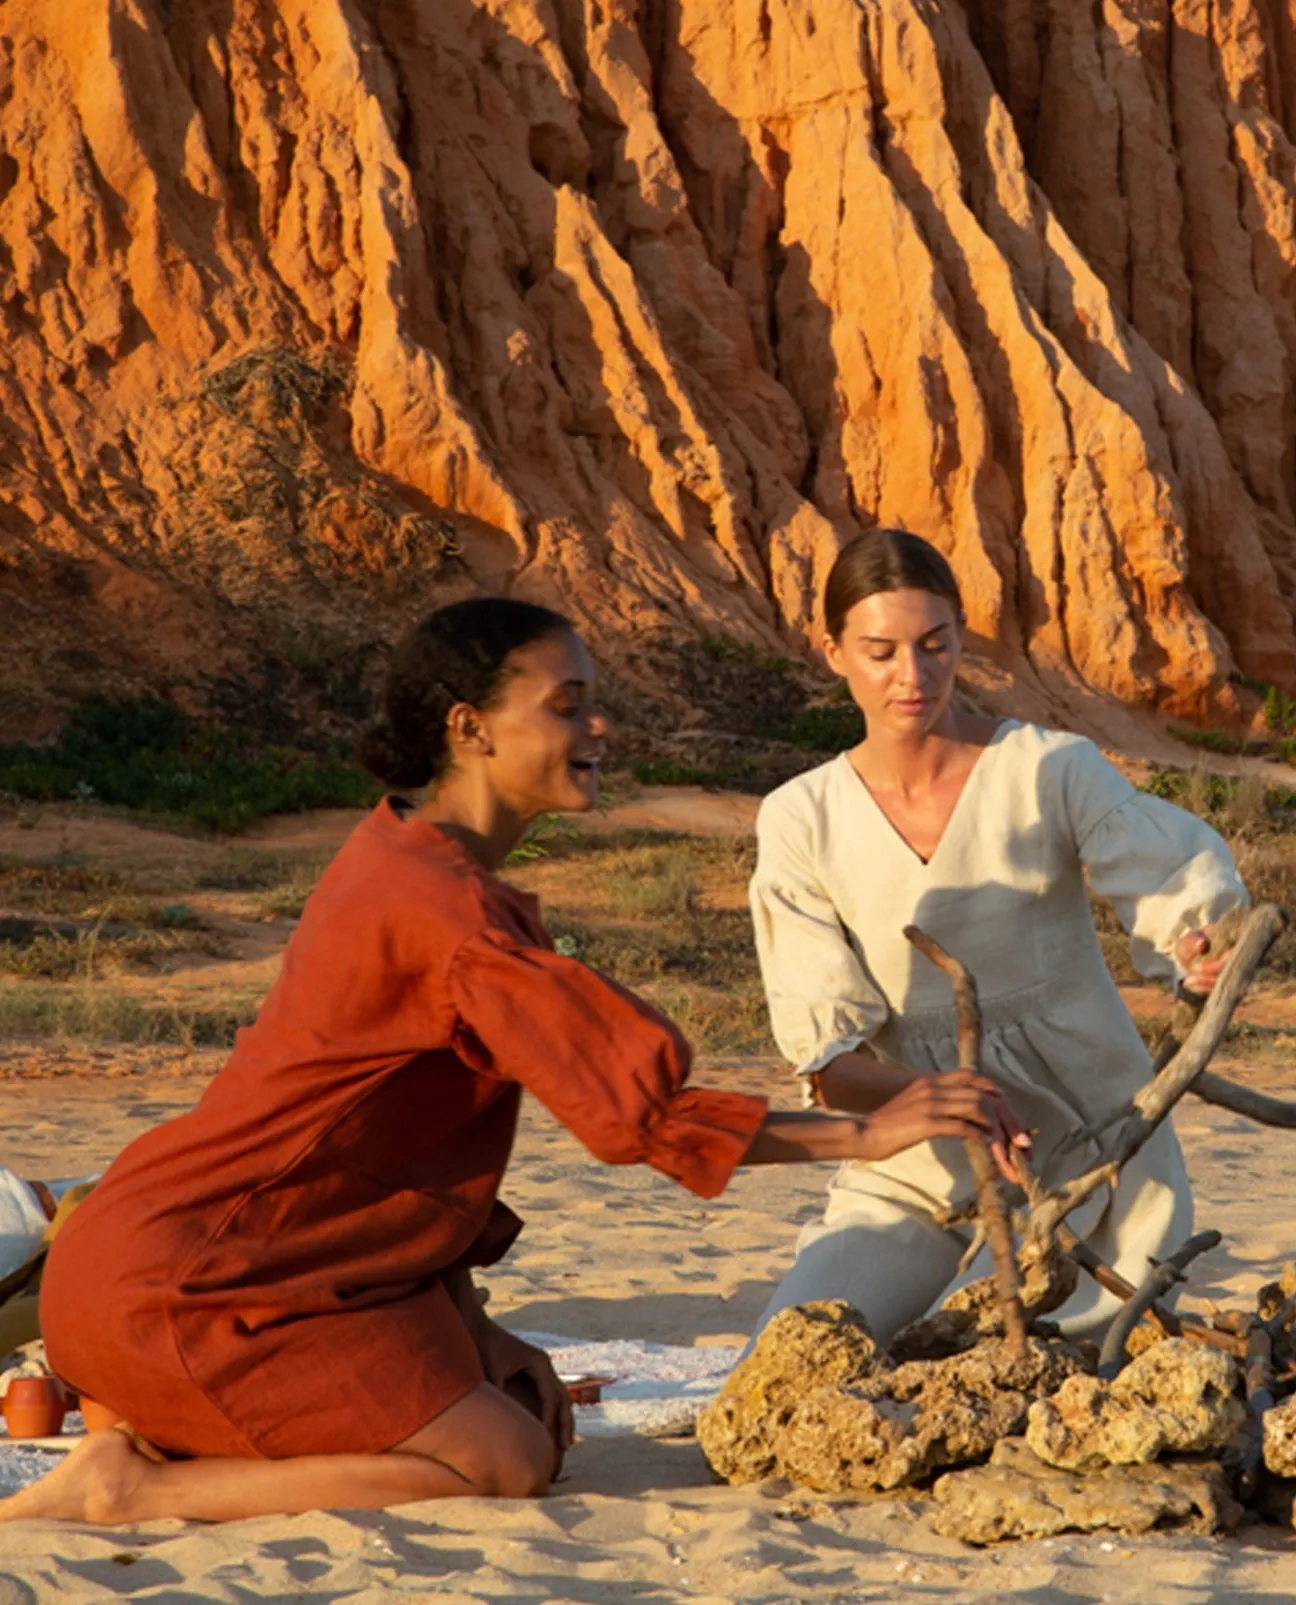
[560, 1374, 614, 1405]
[4, 1376, 66, 1439]
[78, 1396, 124, 1434]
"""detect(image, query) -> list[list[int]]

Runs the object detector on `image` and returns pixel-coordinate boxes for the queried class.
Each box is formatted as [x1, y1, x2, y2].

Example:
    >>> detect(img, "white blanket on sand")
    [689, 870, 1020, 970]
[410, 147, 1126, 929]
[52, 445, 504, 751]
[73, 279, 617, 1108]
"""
[518, 1331, 741, 1438]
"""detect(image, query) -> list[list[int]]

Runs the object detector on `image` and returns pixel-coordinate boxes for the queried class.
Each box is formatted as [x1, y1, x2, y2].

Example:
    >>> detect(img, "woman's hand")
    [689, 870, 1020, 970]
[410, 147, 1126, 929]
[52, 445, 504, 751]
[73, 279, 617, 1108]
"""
[1175, 923, 1236, 998]
[475, 1321, 574, 1457]
[742, 1070, 1029, 1181]
[856, 1069, 1030, 1180]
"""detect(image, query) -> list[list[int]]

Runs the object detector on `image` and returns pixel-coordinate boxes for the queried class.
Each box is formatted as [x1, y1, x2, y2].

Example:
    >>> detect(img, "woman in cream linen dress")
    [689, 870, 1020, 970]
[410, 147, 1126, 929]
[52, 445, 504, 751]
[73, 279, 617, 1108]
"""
[748, 535, 1247, 1347]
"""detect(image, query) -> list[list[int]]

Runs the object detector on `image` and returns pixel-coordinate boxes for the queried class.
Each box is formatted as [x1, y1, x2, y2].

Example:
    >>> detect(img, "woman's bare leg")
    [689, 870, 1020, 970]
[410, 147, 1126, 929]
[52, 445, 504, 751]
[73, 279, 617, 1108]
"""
[0, 1383, 554, 1524]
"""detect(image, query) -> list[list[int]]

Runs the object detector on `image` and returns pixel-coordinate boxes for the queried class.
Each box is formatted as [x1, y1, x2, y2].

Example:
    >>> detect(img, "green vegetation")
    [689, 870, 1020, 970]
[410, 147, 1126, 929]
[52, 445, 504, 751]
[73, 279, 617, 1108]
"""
[0, 698, 379, 833]
[629, 759, 738, 788]
[1166, 724, 1249, 756]
[760, 702, 864, 753]
[1266, 686, 1296, 737]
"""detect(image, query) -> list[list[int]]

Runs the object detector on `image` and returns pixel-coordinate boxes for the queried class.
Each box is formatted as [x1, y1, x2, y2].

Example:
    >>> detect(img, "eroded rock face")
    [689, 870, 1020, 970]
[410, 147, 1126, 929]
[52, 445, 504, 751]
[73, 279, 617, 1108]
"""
[1026, 1340, 1244, 1473]
[4, 1, 1296, 734]
[931, 1438, 1240, 1545]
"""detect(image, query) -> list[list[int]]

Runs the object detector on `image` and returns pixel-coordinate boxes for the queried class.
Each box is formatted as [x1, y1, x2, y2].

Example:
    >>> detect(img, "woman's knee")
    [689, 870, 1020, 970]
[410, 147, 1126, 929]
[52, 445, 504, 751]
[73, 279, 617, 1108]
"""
[401, 1386, 556, 1498]
[453, 1409, 554, 1497]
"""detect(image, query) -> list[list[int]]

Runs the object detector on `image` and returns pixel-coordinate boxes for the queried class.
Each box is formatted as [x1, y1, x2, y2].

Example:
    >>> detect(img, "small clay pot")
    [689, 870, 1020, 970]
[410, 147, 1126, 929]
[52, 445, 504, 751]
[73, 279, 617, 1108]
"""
[4, 1376, 66, 1439]
[560, 1374, 614, 1405]
[78, 1396, 124, 1434]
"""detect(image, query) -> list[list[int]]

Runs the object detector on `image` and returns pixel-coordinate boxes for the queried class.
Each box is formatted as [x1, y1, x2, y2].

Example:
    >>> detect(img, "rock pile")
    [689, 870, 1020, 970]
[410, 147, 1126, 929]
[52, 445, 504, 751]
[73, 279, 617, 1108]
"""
[698, 1273, 1296, 1544]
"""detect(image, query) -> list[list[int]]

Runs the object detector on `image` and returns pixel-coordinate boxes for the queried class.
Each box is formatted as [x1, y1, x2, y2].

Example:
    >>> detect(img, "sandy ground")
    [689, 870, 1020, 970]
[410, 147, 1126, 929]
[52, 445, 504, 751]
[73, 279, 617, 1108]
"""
[0, 1050, 1290, 1599]
[0, 790, 1295, 1598]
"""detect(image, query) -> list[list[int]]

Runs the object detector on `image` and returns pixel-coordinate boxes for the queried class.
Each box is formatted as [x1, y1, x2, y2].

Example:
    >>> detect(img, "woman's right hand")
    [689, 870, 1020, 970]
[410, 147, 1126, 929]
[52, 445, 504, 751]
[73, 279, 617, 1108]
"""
[855, 1069, 1030, 1179]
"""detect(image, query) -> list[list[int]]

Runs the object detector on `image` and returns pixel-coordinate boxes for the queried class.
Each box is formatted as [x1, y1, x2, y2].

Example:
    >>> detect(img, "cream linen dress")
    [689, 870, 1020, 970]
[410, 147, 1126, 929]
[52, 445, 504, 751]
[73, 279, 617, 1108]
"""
[749, 720, 1247, 1345]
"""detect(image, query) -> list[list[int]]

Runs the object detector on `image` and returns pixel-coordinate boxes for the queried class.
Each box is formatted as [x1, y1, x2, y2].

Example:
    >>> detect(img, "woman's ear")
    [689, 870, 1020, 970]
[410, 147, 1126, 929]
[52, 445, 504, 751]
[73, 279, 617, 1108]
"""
[822, 632, 846, 677]
[446, 701, 493, 757]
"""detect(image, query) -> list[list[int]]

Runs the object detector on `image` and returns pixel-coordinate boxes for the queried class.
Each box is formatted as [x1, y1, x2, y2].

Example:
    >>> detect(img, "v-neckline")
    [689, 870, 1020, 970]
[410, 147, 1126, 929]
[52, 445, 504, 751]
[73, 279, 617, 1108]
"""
[841, 721, 1013, 869]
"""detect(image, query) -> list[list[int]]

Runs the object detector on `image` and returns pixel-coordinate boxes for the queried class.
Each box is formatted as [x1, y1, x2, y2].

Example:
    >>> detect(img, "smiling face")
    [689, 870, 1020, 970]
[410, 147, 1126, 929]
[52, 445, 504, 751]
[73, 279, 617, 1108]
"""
[456, 629, 609, 816]
[824, 588, 963, 739]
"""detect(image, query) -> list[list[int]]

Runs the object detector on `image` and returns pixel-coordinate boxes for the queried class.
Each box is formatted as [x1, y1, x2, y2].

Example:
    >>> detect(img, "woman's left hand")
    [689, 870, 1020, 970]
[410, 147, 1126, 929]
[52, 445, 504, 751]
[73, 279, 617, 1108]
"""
[476, 1321, 574, 1455]
[1174, 923, 1236, 998]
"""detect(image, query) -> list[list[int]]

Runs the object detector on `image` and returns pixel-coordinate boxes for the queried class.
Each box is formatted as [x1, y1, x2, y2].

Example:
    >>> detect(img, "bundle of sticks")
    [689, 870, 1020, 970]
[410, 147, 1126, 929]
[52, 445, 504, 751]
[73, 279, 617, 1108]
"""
[905, 904, 1290, 1476]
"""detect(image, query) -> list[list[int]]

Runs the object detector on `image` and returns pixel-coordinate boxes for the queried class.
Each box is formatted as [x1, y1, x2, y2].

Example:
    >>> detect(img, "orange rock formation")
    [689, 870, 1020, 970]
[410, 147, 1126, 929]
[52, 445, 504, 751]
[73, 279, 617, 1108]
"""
[2, 0, 1296, 735]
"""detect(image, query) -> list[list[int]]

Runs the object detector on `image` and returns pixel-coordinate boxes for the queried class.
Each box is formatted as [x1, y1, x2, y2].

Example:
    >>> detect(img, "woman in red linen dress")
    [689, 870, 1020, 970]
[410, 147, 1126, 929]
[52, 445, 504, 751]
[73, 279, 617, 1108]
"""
[8, 599, 1023, 1524]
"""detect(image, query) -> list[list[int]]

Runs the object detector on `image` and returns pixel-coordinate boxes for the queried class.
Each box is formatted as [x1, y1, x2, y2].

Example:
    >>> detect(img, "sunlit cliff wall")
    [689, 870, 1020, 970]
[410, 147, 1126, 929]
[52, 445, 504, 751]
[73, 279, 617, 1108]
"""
[3, 0, 1296, 734]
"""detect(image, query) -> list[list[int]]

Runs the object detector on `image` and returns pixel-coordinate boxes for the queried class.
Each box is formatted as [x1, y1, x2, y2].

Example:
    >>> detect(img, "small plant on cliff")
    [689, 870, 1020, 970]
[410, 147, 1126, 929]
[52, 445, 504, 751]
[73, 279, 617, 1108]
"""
[1266, 686, 1296, 737]
[0, 698, 378, 833]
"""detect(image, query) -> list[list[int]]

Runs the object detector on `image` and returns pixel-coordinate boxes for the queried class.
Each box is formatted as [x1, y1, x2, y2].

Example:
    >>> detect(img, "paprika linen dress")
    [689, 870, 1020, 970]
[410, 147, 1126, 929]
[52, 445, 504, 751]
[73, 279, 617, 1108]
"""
[748, 721, 1246, 1345]
[40, 802, 767, 1459]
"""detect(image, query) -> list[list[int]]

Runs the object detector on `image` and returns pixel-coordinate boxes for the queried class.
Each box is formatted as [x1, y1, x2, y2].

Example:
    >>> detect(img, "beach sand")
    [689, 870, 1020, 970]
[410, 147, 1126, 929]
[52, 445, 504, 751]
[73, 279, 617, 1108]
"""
[0, 1049, 1293, 1600]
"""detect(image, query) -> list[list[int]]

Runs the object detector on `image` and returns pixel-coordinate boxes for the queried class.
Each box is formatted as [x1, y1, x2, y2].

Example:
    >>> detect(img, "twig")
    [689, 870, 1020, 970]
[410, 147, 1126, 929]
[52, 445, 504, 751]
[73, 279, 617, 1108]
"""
[1028, 905, 1285, 1249]
[1238, 1319, 1277, 1502]
[1058, 1224, 1247, 1356]
[904, 925, 1028, 1358]
[1057, 1225, 1174, 1328]
[1096, 1231, 1222, 1380]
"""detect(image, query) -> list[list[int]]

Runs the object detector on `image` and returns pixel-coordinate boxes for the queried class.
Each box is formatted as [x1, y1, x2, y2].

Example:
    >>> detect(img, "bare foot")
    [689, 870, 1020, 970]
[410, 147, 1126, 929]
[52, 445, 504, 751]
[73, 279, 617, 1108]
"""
[0, 1426, 152, 1524]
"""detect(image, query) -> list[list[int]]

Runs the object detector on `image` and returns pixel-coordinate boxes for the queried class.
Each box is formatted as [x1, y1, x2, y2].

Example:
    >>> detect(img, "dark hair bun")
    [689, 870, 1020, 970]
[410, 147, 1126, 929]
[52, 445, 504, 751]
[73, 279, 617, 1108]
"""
[363, 597, 572, 791]
[357, 718, 436, 790]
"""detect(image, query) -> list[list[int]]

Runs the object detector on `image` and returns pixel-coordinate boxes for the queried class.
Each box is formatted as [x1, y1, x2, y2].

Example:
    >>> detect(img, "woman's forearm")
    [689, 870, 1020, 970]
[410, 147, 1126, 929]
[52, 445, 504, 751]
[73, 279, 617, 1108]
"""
[810, 1050, 920, 1114]
[740, 1069, 1024, 1171]
[740, 1110, 873, 1164]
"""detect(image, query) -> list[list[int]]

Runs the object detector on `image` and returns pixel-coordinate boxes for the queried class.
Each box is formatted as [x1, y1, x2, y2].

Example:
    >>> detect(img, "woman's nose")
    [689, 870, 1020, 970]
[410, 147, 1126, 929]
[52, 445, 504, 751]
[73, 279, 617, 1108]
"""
[587, 704, 612, 739]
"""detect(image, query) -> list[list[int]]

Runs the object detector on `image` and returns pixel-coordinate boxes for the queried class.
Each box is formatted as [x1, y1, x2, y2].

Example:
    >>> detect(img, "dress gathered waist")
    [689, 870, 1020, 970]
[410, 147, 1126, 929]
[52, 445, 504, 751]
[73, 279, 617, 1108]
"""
[881, 964, 1108, 1042]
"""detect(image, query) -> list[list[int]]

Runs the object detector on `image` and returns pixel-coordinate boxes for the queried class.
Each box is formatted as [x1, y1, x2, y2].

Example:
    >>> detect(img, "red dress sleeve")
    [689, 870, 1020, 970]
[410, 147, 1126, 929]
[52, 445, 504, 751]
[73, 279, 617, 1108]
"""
[449, 924, 767, 1200]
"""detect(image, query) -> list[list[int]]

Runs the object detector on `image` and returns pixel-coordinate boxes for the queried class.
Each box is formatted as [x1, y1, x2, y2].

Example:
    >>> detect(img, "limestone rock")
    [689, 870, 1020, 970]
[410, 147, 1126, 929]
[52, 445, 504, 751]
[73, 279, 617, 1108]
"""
[1026, 1340, 1244, 1473]
[777, 1389, 926, 1494]
[890, 1239, 1079, 1362]
[4, 1, 1296, 737]
[1262, 1394, 1296, 1478]
[931, 1438, 1240, 1544]
[700, 1305, 1089, 1493]
[1123, 1322, 1170, 1361]
[696, 1301, 879, 1485]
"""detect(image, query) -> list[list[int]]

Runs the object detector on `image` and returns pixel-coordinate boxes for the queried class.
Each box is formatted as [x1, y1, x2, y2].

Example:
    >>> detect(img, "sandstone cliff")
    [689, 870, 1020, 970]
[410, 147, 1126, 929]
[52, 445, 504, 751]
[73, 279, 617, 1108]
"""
[2, 0, 1296, 740]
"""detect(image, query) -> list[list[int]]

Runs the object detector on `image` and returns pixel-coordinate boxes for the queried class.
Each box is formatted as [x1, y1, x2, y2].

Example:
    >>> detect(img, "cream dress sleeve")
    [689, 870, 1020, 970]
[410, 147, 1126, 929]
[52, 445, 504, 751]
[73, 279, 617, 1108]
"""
[1053, 738, 1248, 981]
[749, 780, 889, 1090]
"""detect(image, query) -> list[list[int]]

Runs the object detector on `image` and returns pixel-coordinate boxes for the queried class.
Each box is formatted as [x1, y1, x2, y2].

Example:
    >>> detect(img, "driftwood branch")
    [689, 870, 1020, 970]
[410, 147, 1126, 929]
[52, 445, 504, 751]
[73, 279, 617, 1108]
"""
[1096, 1231, 1222, 1380]
[1238, 1321, 1278, 1502]
[1028, 905, 1285, 1249]
[904, 924, 1028, 1358]
[1191, 1071, 1296, 1128]
[1057, 1224, 1247, 1357]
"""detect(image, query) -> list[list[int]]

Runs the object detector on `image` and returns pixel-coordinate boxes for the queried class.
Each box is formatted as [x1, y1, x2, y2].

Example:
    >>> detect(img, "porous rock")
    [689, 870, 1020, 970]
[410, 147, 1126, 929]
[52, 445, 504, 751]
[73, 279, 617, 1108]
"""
[776, 1389, 927, 1493]
[700, 1304, 1091, 1493]
[696, 1301, 879, 1484]
[1026, 1340, 1244, 1473]
[931, 1438, 1240, 1544]
[890, 1239, 1080, 1362]
[1262, 1393, 1296, 1478]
